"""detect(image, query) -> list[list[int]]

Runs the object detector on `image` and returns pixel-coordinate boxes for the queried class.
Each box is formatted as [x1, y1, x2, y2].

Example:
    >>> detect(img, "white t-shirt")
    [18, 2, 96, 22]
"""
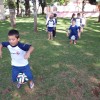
[76, 18, 82, 27]
[47, 19, 55, 27]
[81, 17, 86, 25]
[2, 42, 31, 67]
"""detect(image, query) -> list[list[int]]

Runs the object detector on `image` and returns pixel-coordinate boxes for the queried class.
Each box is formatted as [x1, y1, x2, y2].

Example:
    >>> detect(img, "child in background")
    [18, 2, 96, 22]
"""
[75, 13, 82, 38]
[81, 13, 86, 32]
[71, 13, 76, 23]
[46, 14, 55, 40]
[67, 19, 79, 44]
[53, 13, 57, 37]
[0, 29, 34, 89]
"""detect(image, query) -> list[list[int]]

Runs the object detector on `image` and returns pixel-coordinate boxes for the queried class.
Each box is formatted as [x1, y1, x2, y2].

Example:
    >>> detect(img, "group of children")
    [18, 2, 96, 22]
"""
[46, 12, 86, 44]
[67, 13, 86, 44]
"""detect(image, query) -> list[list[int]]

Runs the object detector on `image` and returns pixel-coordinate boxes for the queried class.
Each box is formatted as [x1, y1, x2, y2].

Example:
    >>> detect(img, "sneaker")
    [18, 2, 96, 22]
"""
[17, 83, 21, 89]
[30, 82, 34, 89]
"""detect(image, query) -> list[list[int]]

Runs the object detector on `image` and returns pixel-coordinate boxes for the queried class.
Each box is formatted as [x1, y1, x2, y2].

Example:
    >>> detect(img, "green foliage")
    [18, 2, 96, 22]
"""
[58, 0, 70, 5]
[46, 0, 70, 5]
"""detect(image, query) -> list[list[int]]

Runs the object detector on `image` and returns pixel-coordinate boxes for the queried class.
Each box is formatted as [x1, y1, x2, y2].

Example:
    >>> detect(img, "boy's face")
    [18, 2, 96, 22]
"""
[8, 35, 20, 46]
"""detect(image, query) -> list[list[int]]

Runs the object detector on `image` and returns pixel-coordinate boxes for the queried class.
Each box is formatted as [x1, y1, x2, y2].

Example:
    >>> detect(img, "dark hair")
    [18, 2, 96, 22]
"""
[8, 29, 19, 39]
[77, 13, 80, 16]
[71, 13, 75, 19]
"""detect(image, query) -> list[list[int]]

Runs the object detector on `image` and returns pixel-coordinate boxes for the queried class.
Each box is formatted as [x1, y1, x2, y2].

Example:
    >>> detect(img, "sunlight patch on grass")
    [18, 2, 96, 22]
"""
[20, 32, 29, 35]
[93, 29, 100, 32]
[49, 41, 61, 46]
[16, 18, 33, 23]
[57, 29, 66, 33]
[75, 45, 82, 48]
[52, 64, 59, 68]
[20, 39, 28, 43]
[1, 23, 6, 25]
[85, 52, 94, 56]
[93, 63, 100, 67]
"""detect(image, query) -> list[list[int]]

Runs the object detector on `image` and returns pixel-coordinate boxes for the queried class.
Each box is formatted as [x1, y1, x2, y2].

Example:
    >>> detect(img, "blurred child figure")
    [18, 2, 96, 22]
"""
[71, 13, 76, 23]
[52, 13, 57, 37]
[67, 19, 79, 44]
[75, 13, 82, 38]
[46, 14, 55, 40]
[81, 13, 86, 32]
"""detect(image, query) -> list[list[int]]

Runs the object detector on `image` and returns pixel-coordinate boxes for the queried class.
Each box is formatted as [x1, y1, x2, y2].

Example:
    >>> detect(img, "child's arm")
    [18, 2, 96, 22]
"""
[0, 44, 3, 58]
[24, 46, 34, 59]
[66, 26, 71, 37]
[66, 30, 70, 37]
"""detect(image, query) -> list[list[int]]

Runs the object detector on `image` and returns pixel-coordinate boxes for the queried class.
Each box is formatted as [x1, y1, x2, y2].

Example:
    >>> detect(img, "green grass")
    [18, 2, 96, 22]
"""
[0, 16, 100, 100]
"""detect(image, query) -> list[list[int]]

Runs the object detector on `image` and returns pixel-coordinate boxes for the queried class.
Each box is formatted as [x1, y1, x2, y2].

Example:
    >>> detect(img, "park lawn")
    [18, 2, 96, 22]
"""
[0, 16, 100, 100]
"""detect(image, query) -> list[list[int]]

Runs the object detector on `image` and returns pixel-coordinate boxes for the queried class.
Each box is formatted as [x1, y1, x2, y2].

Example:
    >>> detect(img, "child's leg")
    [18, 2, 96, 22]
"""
[78, 27, 81, 38]
[53, 27, 56, 37]
[74, 40, 77, 44]
[23, 65, 34, 81]
[70, 40, 73, 44]
[23, 65, 34, 89]
[48, 32, 50, 40]
[12, 66, 20, 82]
[50, 32, 53, 40]
[12, 66, 22, 88]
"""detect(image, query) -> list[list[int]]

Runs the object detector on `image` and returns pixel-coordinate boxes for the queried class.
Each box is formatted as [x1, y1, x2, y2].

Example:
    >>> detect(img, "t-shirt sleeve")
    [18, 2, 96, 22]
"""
[19, 43, 31, 51]
[1, 42, 9, 47]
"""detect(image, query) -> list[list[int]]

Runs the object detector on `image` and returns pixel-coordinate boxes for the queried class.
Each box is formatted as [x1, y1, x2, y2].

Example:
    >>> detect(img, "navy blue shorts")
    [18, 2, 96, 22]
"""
[12, 64, 33, 82]
[48, 27, 54, 32]
[69, 34, 78, 40]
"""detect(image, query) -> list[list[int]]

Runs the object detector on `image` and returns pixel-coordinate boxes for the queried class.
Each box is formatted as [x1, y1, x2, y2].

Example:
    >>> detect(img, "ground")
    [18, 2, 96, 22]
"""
[0, 16, 100, 100]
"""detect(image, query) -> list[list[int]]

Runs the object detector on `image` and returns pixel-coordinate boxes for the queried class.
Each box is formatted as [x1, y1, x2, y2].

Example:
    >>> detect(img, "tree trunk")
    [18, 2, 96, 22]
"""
[98, 5, 100, 22]
[0, 0, 5, 20]
[39, 0, 46, 14]
[16, 0, 20, 16]
[9, 9, 16, 28]
[33, 0, 37, 32]
[82, 0, 85, 13]
[7, 0, 16, 28]
[25, 0, 30, 17]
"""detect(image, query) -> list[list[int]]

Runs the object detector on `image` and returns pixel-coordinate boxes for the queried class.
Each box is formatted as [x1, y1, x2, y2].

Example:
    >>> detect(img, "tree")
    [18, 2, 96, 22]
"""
[0, 0, 5, 20]
[32, 0, 37, 32]
[82, 0, 86, 13]
[89, 0, 100, 22]
[25, 0, 30, 16]
[7, 0, 16, 28]
[39, 0, 46, 14]
[16, 0, 20, 16]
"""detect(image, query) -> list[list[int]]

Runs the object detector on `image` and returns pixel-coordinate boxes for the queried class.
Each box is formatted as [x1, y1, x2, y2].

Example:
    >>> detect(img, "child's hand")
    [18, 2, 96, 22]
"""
[0, 51, 2, 58]
[66, 33, 69, 37]
[24, 52, 30, 59]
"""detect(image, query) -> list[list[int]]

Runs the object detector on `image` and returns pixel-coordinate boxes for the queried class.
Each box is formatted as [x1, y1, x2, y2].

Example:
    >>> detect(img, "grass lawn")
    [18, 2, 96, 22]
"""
[0, 15, 100, 100]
